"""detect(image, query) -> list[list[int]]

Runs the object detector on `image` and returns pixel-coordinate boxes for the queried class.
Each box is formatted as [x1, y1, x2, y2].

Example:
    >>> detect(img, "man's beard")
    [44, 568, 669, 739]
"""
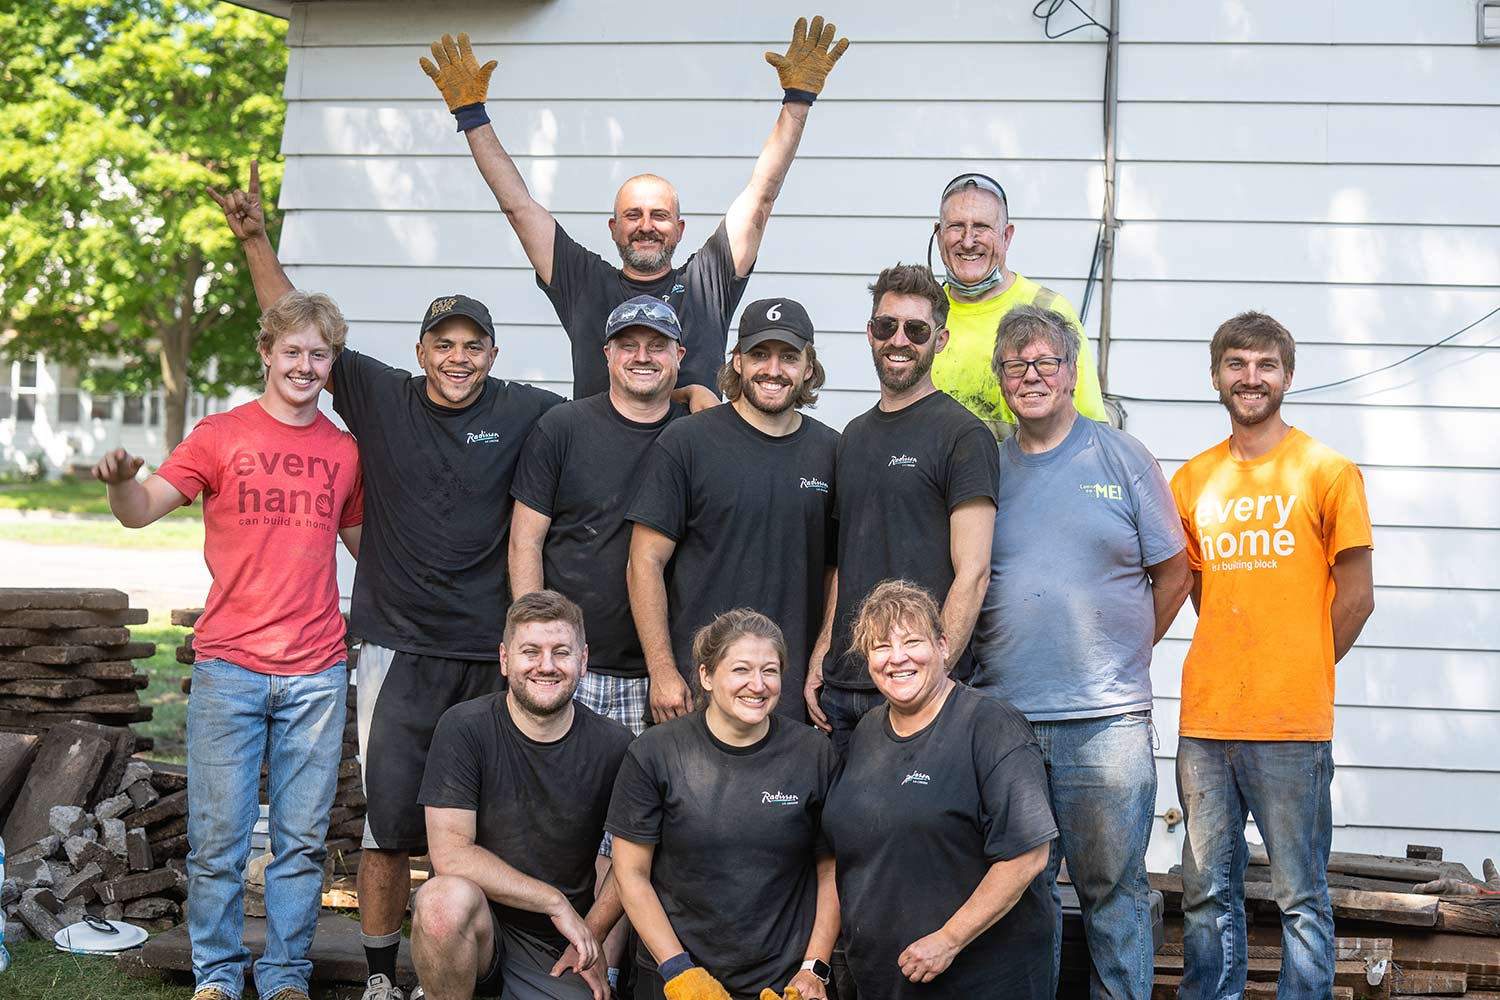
[743, 375, 800, 415]
[617, 234, 676, 273]
[1218, 384, 1284, 426]
[510, 675, 574, 717]
[872, 344, 935, 393]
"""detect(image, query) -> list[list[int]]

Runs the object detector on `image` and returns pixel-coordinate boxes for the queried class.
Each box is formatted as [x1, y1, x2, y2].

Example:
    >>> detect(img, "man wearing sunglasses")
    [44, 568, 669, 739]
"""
[970, 305, 1191, 1000]
[806, 264, 999, 755]
[421, 18, 849, 400]
[627, 298, 838, 727]
[931, 173, 1108, 438]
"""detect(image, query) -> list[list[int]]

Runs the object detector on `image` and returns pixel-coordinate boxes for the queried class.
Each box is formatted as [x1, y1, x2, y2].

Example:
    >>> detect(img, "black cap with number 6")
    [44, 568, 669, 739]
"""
[736, 298, 815, 352]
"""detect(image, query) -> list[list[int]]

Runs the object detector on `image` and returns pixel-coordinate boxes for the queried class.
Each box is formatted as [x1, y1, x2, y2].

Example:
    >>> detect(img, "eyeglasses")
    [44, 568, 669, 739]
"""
[607, 299, 681, 330]
[998, 357, 1066, 378]
[870, 316, 934, 345]
[940, 172, 1008, 211]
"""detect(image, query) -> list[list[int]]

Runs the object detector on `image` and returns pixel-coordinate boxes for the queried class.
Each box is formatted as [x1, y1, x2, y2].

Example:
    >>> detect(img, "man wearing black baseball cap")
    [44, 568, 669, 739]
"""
[626, 297, 839, 725]
[209, 169, 564, 1000]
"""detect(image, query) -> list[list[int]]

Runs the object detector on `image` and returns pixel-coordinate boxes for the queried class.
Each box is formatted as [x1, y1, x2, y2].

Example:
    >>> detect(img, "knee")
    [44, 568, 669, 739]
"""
[412, 876, 488, 947]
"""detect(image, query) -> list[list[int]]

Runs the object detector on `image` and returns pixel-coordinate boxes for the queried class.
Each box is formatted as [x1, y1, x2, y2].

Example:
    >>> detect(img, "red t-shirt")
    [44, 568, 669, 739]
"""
[156, 400, 364, 675]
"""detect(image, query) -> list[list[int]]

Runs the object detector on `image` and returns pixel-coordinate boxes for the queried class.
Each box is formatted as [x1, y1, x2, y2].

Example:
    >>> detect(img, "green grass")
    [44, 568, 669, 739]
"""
[1, 939, 367, 998]
[0, 520, 205, 550]
[131, 613, 192, 763]
[0, 479, 203, 519]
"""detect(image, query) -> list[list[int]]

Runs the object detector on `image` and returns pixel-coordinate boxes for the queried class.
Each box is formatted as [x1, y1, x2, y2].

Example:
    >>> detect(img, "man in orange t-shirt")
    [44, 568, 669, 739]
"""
[1169, 311, 1374, 1000]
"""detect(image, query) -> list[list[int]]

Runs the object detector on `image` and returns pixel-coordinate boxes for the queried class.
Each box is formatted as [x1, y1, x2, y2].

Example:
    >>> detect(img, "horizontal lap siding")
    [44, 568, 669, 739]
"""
[279, 0, 1499, 870]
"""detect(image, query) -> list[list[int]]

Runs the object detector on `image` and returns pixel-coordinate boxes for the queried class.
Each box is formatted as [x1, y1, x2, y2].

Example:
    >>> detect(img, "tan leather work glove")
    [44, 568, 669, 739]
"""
[1415, 858, 1500, 896]
[419, 32, 497, 111]
[759, 988, 805, 1000]
[765, 16, 849, 98]
[663, 967, 733, 1000]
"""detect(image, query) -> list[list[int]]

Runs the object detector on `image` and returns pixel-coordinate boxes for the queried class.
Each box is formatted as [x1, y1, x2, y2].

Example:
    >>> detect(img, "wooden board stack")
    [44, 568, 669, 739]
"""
[1151, 845, 1500, 999]
[0, 588, 154, 736]
[173, 608, 366, 871]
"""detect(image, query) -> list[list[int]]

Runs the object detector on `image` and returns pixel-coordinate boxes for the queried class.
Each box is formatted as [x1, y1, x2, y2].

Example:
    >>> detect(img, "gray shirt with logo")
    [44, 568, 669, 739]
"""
[970, 416, 1185, 720]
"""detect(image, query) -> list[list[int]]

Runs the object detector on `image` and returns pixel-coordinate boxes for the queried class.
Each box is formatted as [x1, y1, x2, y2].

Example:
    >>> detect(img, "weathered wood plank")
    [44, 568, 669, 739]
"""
[0, 589, 129, 611]
[0, 608, 148, 627]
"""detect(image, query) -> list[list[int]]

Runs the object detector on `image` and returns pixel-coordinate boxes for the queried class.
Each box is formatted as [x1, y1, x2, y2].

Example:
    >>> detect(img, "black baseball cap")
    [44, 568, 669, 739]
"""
[420, 294, 495, 340]
[605, 295, 683, 342]
[736, 298, 815, 352]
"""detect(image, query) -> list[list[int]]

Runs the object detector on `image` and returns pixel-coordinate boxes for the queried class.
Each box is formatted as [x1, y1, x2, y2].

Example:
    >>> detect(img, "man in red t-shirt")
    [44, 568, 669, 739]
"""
[94, 290, 364, 1000]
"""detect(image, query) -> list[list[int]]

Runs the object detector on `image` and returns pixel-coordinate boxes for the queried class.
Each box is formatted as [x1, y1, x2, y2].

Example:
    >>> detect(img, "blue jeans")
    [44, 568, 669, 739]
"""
[1032, 712, 1157, 1000]
[187, 657, 347, 999]
[1175, 737, 1335, 1000]
[819, 685, 886, 758]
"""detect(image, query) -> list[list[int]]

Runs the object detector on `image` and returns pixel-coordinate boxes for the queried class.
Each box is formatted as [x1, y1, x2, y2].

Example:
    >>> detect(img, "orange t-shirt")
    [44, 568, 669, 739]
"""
[1170, 428, 1372, 741]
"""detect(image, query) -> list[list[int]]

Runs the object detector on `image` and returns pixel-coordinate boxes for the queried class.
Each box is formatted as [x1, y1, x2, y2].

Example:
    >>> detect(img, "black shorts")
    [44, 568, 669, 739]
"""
[475, 916, 594, 1000]
[357, 642, 505, 852]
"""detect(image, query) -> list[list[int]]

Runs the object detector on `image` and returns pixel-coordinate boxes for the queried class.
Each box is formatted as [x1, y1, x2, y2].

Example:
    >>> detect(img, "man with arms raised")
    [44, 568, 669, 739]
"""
[931, 173, 1107, 436]
[971, 306, 1191, 999]
[94, 292, 363, 1000]
[211, 167, 563, 1000]
[806, 264, 998, 756]
[1170, 312, 1375, 1000]
[413, 590, 633, 1000]
[420, 17, 848, 397]
[627, 299, 838, 725]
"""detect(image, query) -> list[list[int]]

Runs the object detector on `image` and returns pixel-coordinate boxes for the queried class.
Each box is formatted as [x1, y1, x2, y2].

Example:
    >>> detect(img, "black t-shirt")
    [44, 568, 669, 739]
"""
[419, 693, 633, 948]
[539, 220, 750, 398]
[625, 405, 839, 717]
[825, 392, 999, 689]
[605, 713, 836, 999]
[510, 393, 688, 677]
[822, 684, 1058, 1000]
[331, 350, 563, 660]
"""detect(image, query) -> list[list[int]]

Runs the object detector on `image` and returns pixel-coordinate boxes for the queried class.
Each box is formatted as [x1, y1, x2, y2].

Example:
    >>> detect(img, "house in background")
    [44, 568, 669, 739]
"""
[231, 0, 1500, 871]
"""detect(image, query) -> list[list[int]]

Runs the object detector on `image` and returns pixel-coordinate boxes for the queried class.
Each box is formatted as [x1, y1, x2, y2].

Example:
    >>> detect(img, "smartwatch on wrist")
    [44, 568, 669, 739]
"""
[800, 958, 831, 983]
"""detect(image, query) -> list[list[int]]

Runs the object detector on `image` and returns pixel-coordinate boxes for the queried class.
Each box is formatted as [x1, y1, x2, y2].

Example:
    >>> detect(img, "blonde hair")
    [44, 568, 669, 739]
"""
[851, 579, 944, 656]
[257, 290, 348, 357]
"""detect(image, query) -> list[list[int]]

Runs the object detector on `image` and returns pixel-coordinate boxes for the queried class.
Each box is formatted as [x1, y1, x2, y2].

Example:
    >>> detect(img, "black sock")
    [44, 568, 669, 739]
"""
[365, 942, 399, 982]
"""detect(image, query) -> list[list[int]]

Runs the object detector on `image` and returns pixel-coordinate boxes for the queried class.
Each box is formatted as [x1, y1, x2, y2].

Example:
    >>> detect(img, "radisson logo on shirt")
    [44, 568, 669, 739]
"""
[888, 455, 918, 468]
[800, 477, 829, 492]
[762, 790, 800, 806]
[465, 431, 501, 445]
[901, 771, 931, 786]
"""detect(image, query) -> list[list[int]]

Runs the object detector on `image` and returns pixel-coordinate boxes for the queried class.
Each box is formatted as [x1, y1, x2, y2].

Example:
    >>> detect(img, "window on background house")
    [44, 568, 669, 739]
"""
[149, 393, 162, 426]
[13, 356, 39, 422]
[122, 394, 145, 425]
[0, 390, 12, 420]
[17, 358, 37, 388]
[16, 395, 36, 422]
[90, 394, 114, 421]
[58, 367, 81, 423]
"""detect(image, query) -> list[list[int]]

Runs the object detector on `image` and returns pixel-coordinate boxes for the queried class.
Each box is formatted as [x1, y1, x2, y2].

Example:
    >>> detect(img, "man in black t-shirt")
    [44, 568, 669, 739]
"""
[414, 591, 633, 1000]
[805, 265, 999, 757]
[511, 296, 690, 736]
[420, 20, 850, 397]
[212, 169, 563, 1000]
[627, 299, 839, 726]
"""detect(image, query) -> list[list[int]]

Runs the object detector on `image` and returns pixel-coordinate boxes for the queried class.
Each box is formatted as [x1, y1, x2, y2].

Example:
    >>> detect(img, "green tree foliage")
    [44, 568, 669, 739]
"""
[0, 1, 286, 449]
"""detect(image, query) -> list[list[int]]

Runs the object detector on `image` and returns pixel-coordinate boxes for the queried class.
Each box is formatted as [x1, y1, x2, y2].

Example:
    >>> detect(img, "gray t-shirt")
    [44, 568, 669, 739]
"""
[970, 416, 1184, 720]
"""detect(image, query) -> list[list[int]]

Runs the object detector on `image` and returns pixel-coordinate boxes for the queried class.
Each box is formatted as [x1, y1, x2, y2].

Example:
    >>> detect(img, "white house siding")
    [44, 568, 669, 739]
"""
[272, 0, 1500, 871]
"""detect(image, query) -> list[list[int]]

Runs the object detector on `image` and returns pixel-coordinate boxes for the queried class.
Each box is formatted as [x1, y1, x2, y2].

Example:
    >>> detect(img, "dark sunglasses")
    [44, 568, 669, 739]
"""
[870, 315, 934, 345]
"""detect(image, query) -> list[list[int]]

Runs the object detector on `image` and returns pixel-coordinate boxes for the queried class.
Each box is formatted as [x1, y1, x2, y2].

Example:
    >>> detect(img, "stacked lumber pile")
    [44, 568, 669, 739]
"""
[0, 588, 155, 735]
[1151, 845, 1500, 999]
[173, 609, 366, 869]
[0, 724, 188, 940]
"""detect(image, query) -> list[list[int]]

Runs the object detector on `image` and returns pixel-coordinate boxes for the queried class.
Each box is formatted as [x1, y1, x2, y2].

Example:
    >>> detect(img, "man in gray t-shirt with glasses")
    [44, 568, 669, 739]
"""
[970, 305, 1192, 1000]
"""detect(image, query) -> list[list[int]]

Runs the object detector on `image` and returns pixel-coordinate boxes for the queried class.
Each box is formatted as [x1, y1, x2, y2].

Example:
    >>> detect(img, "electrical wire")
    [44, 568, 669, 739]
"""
[1105, 302, 1500, 404]
[1031, 0, 1113, 39]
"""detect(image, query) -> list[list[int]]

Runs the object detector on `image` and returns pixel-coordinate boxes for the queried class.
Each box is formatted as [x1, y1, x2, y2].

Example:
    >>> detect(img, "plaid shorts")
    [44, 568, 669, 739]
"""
[574, 671, 650, 737]
[574, 672, 648, 857]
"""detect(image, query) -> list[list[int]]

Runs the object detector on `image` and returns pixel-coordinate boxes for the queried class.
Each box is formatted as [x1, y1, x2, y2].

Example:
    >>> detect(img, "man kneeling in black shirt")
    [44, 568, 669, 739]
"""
[413, 592, 634, 1000]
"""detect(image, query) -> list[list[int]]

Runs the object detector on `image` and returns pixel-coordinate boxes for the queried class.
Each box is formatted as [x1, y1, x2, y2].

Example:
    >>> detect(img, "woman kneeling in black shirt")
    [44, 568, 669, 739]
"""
[607, 609, 838, 1000]
[823, 580, 1059, 1000]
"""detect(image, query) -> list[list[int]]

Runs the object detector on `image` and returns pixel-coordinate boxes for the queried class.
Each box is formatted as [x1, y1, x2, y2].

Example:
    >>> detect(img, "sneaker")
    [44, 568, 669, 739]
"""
[363, 973, 406, 1000]
[191, 989, 238, 1000]
[410, 988, 424, 1000]
[262, 989, 311, 1000]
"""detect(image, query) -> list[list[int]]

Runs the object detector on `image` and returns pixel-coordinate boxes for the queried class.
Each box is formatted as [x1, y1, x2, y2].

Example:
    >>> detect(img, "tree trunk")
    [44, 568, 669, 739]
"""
[157, 251, 204, 452]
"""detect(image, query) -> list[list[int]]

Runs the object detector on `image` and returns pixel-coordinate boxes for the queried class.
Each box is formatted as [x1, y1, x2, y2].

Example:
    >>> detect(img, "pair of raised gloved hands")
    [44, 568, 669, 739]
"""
[421, 16, 849, 129]
[660, 965, 807, 1000]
